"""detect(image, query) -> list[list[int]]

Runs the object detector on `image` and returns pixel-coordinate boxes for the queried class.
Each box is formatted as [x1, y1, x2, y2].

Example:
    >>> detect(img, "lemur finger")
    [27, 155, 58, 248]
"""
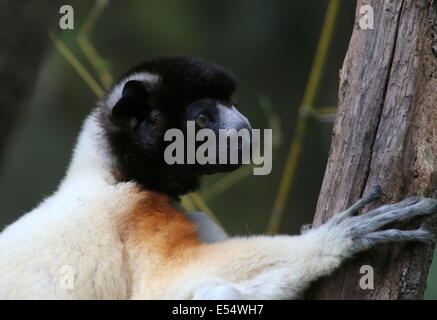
[358, 196, 420, 221]
[352, 227, 435, 253]
[353, 198, 437, 235]
[330, 185, 383, 225]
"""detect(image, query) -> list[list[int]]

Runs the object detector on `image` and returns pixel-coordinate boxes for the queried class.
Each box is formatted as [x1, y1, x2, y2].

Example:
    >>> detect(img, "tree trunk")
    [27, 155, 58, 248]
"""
[307, 0, 437, 299]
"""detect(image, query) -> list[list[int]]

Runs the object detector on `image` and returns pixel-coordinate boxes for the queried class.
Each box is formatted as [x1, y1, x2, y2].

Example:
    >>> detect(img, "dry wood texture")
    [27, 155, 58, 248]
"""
[307, 0, 437, 299]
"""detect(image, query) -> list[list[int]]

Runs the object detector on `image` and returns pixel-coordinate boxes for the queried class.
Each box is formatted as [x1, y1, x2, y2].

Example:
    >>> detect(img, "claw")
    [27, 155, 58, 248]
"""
[420, 198, 437, 214]
[367, 185, 383, 201]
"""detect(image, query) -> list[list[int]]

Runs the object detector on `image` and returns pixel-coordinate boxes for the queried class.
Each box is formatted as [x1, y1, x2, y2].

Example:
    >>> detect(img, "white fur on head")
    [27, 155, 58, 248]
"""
[103, 72, 160, 110]
[61, 72, 161, 188]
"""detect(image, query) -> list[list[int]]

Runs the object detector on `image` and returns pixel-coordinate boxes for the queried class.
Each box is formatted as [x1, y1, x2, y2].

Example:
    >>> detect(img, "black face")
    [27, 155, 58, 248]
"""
[99, 57, 252, 199]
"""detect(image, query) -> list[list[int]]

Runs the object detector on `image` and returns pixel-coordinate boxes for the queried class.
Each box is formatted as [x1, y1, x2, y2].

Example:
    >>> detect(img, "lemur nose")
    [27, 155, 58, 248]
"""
[234, 107, 252, 131]
[218, 104, 252, 131]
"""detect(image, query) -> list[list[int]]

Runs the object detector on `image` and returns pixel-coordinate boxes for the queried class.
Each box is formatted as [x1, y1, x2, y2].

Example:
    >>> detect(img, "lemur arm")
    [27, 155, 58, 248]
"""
[137, 187, 437, 300]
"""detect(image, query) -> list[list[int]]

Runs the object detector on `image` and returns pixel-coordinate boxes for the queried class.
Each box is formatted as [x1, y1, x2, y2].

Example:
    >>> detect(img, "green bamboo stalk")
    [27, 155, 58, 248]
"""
[200, 165, 255, 201]
[312, 106, 338, 122]
[77, 0, 113, 88]
[180, 195, 197, 212]
[49, 31, 104, 98]
[267, 0, 341, 234]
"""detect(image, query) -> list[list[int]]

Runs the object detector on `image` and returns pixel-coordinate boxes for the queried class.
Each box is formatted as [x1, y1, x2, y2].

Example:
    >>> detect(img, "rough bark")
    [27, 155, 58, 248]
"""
[307, 0, 437, 299]
[0, 0, 56, 163]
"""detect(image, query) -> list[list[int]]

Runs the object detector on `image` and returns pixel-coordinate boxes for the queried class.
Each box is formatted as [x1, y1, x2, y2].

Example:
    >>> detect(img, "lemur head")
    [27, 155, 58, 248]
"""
[99, 56, 252, 199]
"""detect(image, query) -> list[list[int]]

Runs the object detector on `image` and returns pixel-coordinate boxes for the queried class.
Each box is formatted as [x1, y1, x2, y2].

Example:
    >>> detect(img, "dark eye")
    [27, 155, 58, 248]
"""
[196, 114, 209, 128]
[150, 110, 162, 126]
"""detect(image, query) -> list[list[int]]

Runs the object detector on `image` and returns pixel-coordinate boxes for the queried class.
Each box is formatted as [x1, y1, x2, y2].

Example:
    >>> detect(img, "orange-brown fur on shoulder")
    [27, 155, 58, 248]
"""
[120, 191, 202, 259]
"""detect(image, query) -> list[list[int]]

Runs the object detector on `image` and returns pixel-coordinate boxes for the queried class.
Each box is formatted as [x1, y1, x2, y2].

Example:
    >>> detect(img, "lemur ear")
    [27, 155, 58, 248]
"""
[111, 80, 150, 127]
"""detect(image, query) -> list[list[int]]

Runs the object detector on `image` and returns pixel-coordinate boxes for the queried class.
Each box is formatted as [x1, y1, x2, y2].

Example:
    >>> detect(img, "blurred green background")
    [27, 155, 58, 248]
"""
[0, 0, 435, 298]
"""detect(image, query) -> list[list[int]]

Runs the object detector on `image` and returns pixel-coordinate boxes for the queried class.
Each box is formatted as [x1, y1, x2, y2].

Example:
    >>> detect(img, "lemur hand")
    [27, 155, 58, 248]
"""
[320, 185, 437, 255]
